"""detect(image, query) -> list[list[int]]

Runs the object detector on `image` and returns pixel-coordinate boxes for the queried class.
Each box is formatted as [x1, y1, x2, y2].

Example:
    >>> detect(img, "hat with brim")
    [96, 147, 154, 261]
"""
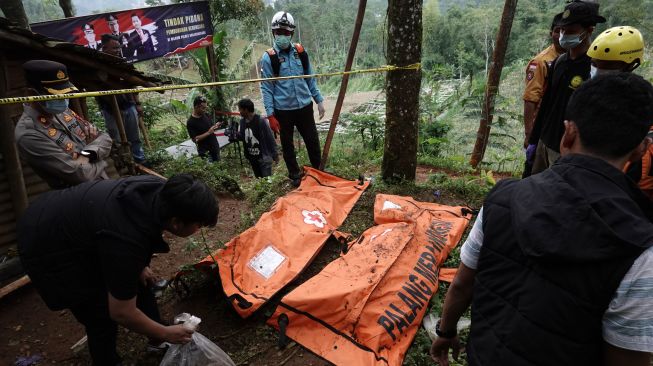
[23, 60, 79, 95]
[557, 1, 606, 26]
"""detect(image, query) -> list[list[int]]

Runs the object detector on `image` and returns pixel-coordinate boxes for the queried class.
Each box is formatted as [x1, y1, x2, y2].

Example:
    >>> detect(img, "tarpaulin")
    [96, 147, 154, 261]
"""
[267, 194, 472, 366]
[195, 167, 369, 318]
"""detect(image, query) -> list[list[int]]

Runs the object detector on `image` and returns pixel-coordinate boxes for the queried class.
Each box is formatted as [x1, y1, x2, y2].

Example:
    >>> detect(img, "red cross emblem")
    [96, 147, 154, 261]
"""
[302, 210, 327, 228]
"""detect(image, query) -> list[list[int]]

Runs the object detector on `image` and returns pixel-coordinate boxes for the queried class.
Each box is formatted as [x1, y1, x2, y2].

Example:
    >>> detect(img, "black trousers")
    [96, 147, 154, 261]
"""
[69, 285, 162, 366]
[275, 103, 321, 179]
[198, 147, 220, 162]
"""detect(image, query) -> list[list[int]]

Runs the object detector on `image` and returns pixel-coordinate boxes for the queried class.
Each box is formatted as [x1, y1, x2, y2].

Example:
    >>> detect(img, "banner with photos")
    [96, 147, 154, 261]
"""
[31, 1, 213, 63]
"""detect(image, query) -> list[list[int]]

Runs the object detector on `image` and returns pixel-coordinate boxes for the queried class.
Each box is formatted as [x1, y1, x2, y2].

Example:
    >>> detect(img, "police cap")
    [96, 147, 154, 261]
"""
[558, 1, 606, 27]
[22, 60, 79, 95]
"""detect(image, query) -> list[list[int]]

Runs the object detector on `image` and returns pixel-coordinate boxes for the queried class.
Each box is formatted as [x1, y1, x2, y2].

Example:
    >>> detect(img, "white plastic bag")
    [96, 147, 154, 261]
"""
[160, 313, 236, 366]
[422, 312, 472, 342]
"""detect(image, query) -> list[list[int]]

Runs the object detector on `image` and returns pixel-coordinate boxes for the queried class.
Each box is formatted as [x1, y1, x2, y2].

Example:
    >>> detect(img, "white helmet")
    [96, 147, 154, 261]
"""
[271, 11, 295, 31]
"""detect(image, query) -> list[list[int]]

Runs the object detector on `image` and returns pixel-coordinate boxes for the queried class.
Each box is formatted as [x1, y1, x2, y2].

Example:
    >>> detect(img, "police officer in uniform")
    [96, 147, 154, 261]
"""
[522, 13, 563, 177]
[529, 1, 605, 174]
[14, 60, 113, 189]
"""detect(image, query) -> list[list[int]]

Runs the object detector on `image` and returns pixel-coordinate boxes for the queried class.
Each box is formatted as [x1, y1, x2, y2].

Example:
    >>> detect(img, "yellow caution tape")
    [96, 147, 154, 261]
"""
[0, 63, 420, 105]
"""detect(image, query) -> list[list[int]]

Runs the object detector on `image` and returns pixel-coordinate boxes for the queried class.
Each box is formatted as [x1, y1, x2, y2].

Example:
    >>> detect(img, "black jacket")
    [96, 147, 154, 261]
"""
[17, 176, 169, 310]
[468, 154, 653, 366]
[239, 114, 277, 160]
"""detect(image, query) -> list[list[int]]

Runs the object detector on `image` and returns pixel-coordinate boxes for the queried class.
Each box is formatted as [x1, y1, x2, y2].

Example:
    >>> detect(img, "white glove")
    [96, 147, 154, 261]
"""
[317, 102, 326, 120]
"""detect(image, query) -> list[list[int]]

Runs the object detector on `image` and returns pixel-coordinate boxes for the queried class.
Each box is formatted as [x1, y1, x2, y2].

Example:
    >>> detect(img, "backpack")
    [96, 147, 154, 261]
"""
[266, 43, 309, 77]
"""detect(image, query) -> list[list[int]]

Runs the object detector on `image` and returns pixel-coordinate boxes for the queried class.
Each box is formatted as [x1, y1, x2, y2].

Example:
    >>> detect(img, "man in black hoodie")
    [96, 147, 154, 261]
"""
[431, 74, 653, 366]
[17, 174, 219, 366]
[237, 98, 278, 178]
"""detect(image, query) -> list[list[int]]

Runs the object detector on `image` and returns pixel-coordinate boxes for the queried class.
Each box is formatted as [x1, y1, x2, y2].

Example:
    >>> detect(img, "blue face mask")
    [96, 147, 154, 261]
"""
[274, 35, 292, 50]
[559, 31, 585, 50]
[41, 99, 69, 114]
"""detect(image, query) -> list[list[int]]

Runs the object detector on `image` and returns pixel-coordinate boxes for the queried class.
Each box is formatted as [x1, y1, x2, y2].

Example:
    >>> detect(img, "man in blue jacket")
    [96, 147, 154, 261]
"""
[260, 11, 326, 187]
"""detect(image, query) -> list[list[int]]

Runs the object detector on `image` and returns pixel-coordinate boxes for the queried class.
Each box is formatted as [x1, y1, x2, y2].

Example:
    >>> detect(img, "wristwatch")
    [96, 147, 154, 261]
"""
[435, 320, 457, 339]
[80, 150, 98, 162]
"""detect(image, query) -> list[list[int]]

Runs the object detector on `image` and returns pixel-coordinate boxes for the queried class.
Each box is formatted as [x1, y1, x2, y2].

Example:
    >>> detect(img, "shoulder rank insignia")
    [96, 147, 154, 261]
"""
[47, 128, 57, 137]
[63, 114, 73, 122]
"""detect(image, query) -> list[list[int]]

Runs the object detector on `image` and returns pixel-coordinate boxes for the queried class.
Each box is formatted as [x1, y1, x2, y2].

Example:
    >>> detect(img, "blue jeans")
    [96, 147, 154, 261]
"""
[101, 105, 146, 163]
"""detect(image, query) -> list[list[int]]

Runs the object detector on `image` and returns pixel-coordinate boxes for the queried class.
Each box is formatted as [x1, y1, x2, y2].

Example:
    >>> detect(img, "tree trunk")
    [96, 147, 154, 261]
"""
[59, 0, 75, 18]
[0, 0, 30, 29]
[320, 0, 367, 170]
[469, 0, 518, 168]
[381, 0, 422, 182]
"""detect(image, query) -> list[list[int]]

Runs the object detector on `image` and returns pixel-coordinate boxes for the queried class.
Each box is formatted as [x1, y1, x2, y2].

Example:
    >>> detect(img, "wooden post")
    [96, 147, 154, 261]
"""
[0, 57, 28, 218]
[319, 0, 367, 170]
[0, 106, 28, 218]
[469, 0, 518, 168]
[109, 95, 135, 174]
[138, 116, 152, 149]
[0, 275, 30, 300]
[205, 44, 220, 117]
[206, 45, 218, 83]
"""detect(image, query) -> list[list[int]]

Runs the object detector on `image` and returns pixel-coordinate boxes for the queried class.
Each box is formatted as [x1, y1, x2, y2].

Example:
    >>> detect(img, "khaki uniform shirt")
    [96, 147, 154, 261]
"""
[15, 104, 113, 189]
[523, 45, 561, 103]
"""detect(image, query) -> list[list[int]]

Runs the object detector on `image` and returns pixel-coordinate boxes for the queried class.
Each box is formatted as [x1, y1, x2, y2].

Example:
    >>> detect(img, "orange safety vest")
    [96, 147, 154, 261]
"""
[624, 137, 653, 200]
[638, 144, 653, 198]
[195, 167, 369, 318]
[268, 194, 472, 365]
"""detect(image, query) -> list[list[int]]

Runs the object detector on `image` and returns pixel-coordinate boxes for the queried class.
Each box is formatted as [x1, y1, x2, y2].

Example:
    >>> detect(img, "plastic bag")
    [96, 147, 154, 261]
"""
[422, 312, 471, 342]
[160, 313, 236, 366]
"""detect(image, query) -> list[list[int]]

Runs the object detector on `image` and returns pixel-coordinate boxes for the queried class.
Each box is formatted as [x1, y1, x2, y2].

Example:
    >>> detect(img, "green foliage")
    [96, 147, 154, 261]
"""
[345, 113, 384, 150]
[85, 98, 106, 131]
[239, 172, 293, 229]
[428, 172, 492, 207]
[140, 99, 167, 129]
[403, 329, 437, 366]
[21, 0, 63, 22]
[420, 117, 451, 157]
[155, 154, 244, 197]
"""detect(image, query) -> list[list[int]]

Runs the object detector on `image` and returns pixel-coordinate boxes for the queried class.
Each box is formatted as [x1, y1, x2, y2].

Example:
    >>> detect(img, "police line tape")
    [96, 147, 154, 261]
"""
[0, 63, 421, 106]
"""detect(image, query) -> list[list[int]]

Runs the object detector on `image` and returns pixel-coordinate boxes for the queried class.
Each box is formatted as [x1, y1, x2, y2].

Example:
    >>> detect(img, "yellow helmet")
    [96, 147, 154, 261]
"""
[587, 26, 644, 64]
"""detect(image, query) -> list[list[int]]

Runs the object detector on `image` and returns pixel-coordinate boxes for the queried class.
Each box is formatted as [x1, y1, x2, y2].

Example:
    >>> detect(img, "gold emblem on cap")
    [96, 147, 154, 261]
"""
[63, 114, 73, 122]
[65, 142, 74, 151]
[47, 128, 57, 137]
[563, 9, 570, 19]
[56, 70, 65, 80]
[570, 75, 583, 89]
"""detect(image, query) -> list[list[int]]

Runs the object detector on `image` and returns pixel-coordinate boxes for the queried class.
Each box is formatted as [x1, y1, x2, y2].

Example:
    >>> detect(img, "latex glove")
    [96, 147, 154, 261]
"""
[317, 102, 325, 120]
[267, 115, 280, 134]
[525, 144, 537, 163]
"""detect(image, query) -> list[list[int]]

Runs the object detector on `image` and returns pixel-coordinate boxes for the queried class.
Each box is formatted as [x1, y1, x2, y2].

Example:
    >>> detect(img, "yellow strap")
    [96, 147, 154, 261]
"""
[0, 64, 421, 105]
